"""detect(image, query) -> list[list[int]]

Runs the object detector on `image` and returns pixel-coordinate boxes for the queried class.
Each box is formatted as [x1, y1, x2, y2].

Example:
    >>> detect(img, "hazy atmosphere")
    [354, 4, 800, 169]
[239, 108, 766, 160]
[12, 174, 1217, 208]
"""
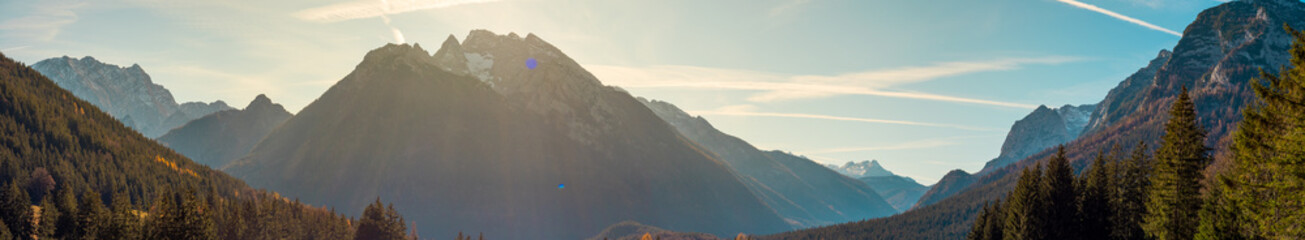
[1, 0, 1226, 183]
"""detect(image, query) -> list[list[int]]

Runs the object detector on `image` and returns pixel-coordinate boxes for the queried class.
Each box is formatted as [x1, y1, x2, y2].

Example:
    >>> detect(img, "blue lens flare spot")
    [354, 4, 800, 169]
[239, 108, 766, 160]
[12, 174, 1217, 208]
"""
[557, 184, 565, 189]
[526, 58, 538, 69]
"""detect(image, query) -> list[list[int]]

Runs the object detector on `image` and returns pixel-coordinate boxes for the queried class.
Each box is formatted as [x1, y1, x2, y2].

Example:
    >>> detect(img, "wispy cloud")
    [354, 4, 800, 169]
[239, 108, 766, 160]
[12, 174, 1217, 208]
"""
[1055, 0, 1182, 37]
[590, 57, 1076, 109]
[799, 135, 997, 154]
[802, 139, 957, 154]
[378, 8, 405, 43]
[294, 0, 503, 23]
[0, 0, 86, 42]
[1, 46, 31, 53]
[686, 105, 996, 131]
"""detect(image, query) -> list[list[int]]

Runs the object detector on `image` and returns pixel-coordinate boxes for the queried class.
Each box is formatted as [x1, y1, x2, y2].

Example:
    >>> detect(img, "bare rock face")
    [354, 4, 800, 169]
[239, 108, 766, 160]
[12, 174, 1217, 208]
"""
[31, 56, 231, 138]
[979, 104, 1095, 174]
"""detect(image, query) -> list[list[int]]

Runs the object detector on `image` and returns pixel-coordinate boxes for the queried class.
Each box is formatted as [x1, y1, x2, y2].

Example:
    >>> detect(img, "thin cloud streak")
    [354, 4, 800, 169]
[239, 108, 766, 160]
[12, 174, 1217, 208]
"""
[1055, 0, 1182, 37]
[687, 109, 997, 131]
[590, 58, 1068, 109]
[1, 46, 31, 52]
[0, 1, 85, 42]
[788, 57, 1079, 89]
[803, 139, 957, 154]
[295, 0, 503, 23]
[799, 134, 999, 154]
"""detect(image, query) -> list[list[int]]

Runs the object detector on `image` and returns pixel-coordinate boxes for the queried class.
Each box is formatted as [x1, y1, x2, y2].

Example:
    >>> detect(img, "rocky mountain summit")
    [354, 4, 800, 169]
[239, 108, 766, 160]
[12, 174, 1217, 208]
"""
[30, 56, 231, 138]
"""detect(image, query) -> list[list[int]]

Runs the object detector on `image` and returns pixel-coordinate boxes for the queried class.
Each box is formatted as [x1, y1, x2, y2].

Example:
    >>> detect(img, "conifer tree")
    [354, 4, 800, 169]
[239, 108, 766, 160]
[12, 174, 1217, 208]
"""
[1112, 142, 1151, 240]
[76, 189, 106, 239]
[1195, 178, 1250, 240]
[354, 198, 407, 240]
[1004, 163, 1046, 240]
[1044, 146, 1079, 240]
[1078, 150, 1113, 240]
[1, 182, 32, 239]
[146, 189, 216, 240]
[104, 192, 140, 240]
[1143, 87, 1210, 240]
[1224, 25, 1305, 239]
[52, 186, 77, 239]
[0, 220, 11, 240]
[968, 200, 1005, 240]
[37, 197, 56, 239]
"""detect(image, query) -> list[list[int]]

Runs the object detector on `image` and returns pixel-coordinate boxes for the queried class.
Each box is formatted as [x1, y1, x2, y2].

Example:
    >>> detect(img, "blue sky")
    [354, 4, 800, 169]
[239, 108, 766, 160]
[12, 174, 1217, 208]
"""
[1, 0, 1234, 184]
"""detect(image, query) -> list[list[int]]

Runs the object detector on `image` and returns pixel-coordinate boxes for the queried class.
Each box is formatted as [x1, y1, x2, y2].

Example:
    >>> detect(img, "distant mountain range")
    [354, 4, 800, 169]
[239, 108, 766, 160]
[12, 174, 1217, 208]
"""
[824, 160, 895, 178]
[158, 94, 292, 168]
[823, 160, 928, 211]
[642, 99, 898, 225]
[30, 56, 232, 138]
[224, 31, 793, 240]
[766, 0, 1305, 238]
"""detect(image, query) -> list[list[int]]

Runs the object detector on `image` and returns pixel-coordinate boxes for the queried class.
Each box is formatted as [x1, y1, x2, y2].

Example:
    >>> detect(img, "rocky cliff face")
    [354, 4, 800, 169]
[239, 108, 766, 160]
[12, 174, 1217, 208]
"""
[30, 56, 231, 138]
[912, 104, 1093, 209]
[979, 104, 1095, 174]
[1083, 50, 1173, 135]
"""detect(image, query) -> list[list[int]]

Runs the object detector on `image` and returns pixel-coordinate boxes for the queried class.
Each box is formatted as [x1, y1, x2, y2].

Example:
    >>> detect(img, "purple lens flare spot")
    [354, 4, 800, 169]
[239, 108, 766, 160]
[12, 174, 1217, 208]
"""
[526, 58, 538, 69]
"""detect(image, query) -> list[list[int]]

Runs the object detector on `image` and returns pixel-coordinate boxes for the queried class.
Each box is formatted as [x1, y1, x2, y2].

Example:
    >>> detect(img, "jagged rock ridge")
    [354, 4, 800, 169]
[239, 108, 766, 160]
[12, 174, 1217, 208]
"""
[30, 56, 232, 138]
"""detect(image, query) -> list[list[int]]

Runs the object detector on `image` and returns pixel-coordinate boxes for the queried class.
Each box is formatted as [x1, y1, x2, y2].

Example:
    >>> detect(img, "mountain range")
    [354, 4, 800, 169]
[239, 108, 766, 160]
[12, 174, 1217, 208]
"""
[158, 94, 293, 168]
[824, 160, 895, 178]
[641, 99, 898, 225]
[0, 51, 359, 240]
[764, 0, 1305, 238]
[822, 160, 929, 211]
[224, 32, 793, 240]
[30, 56, 232, 138]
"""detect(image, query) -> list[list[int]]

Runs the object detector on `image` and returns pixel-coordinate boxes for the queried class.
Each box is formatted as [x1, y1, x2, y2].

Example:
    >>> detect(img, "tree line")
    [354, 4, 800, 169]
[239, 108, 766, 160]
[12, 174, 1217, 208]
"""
[969, 25, 1305, 240]
[0, 51, 479, 240]
[0, 168, 442, 240]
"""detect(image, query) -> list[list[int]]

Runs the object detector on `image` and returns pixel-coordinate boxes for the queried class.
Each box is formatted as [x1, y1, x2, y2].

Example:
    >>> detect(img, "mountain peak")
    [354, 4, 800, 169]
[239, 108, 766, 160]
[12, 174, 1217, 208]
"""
[1034, 104, 1052, 112]
[828, 160, 895, 178]
[248, 94, 272, 108]
[362, 43, 432, 64]
[243, 93, 287, 115]
[439, 34, 461, 51]
[461, 29, 566, 58]
[432, 34, 470, 75]
[77, 55, 98, 63]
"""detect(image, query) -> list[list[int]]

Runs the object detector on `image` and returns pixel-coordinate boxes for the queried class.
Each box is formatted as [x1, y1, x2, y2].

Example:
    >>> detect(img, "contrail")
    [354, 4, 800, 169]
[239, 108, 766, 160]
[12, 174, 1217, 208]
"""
[687, 110, 997, 131]
[1056, 0, 1182, 37]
